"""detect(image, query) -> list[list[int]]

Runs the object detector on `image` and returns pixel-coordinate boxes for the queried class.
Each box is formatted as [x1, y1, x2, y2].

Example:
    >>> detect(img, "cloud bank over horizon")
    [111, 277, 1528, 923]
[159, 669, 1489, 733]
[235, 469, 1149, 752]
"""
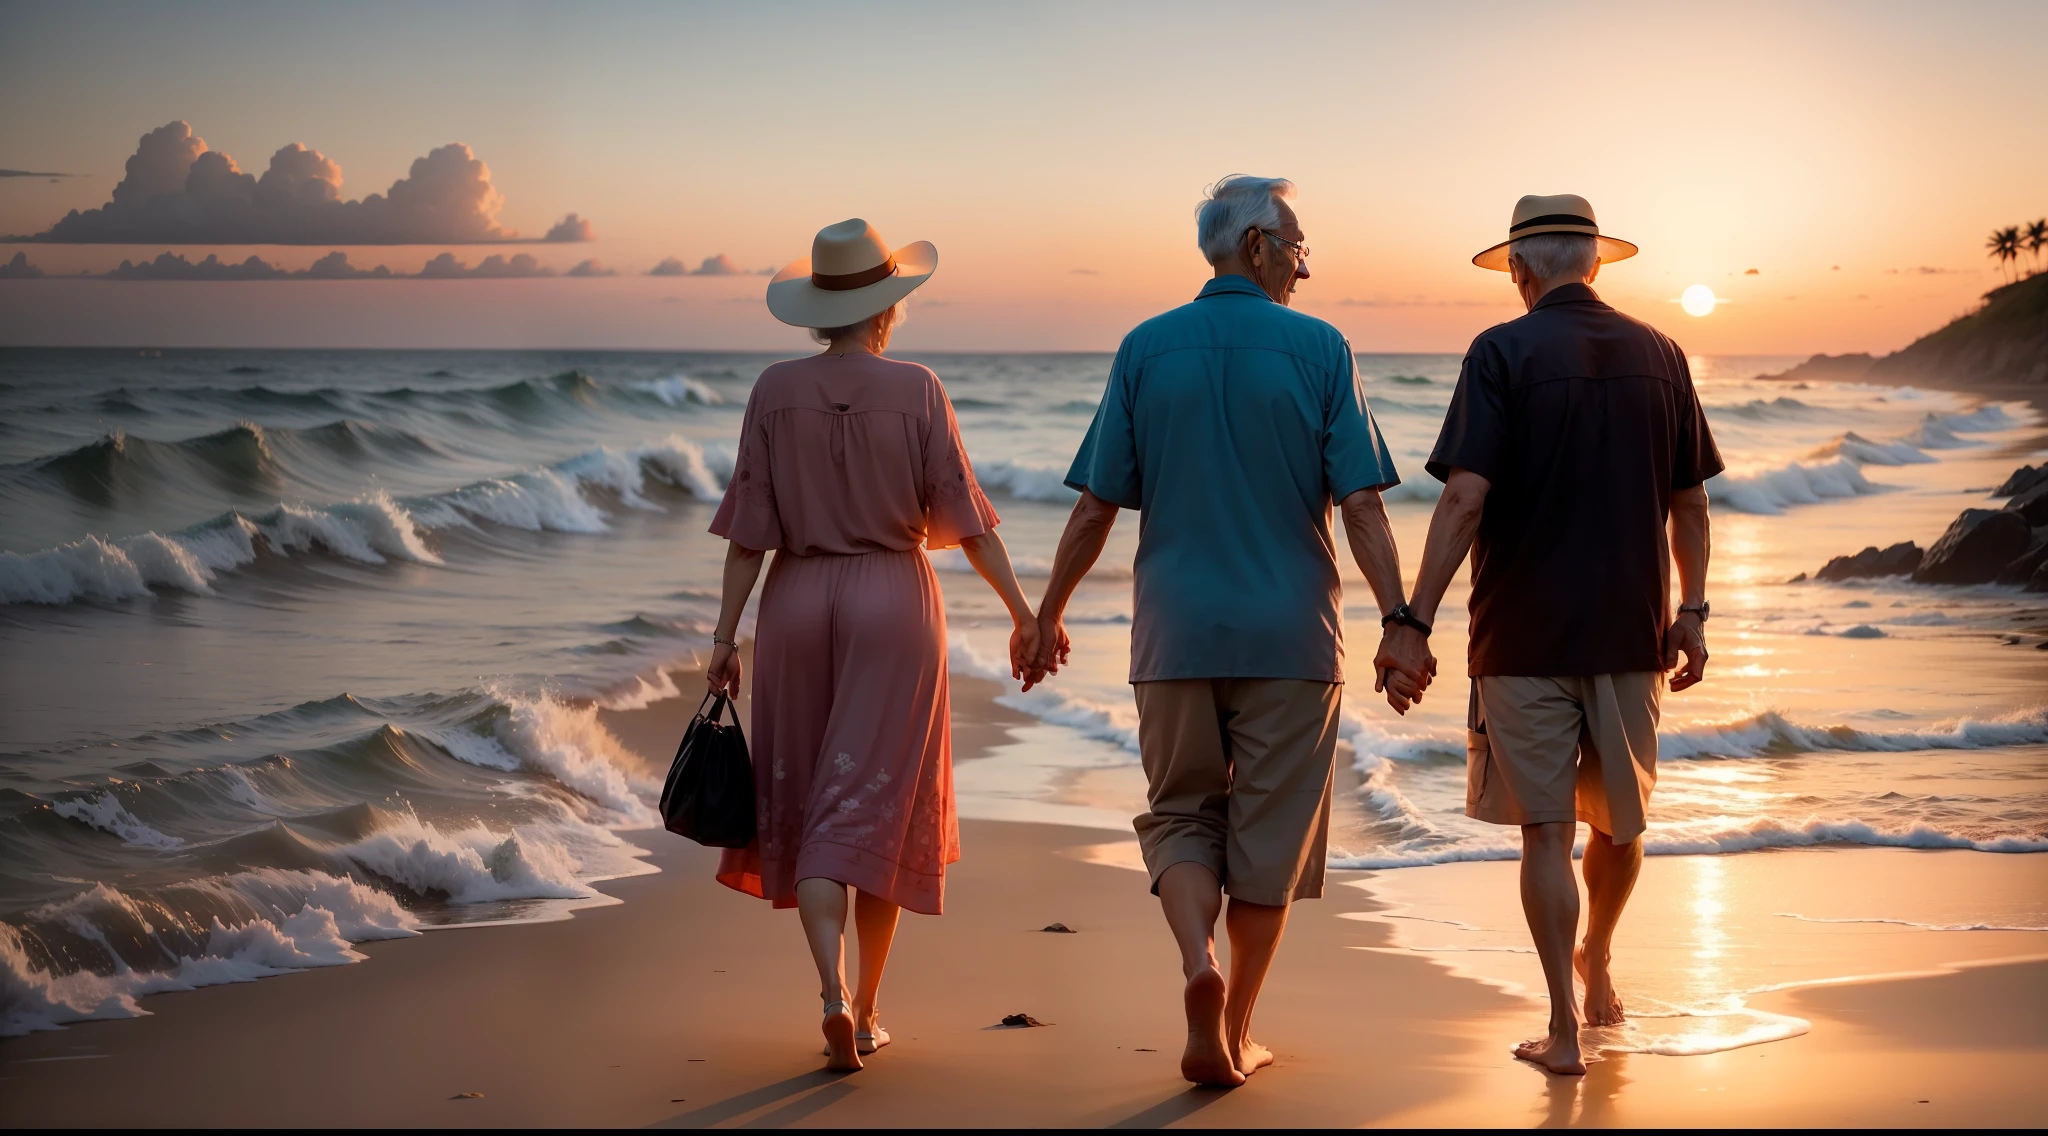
[10, 121, 589, 245]
[1, 249, 640, 281]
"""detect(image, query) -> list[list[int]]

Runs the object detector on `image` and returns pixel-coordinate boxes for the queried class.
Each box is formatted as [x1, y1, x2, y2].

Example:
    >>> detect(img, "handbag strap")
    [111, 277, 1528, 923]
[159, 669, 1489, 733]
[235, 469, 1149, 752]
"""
[698, 689, 745, 732]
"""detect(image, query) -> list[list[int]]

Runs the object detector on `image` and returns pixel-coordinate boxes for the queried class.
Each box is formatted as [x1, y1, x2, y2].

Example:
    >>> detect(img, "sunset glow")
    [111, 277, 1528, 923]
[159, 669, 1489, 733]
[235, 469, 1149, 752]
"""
[1681, 284, 1720, 317]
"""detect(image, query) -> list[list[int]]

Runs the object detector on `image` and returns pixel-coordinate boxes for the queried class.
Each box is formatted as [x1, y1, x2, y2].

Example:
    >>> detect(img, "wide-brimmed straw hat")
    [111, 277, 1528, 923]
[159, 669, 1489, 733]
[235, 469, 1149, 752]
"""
[766, 219, 937, 327]
[1471, 194, 1638, 272]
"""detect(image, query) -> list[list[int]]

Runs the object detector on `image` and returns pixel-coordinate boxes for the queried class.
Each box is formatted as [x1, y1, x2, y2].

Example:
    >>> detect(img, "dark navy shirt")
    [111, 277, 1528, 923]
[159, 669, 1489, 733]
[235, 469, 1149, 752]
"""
[1067, 275, 1400, 683]
[1427, 284, 1723, 676]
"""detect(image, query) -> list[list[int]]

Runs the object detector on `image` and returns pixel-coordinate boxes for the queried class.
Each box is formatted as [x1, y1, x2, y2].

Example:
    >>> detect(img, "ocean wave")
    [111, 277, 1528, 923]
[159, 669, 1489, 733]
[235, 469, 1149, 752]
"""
[48, 793, 183, 850]
[1328, 811, 2048, 871]
[1, 435, 729, 606]
[431, 689, 661, 826]
[0, 492, 440, 605]
[1704, 457, 1889, 515]
[1, 870, 418, 1036]
[1641, 816, 2048, 855]
[1657, 708, 2048, 758]
[629, 375, 724, 407]
[946, 632, 1138, 750]
[974, 459, 1079, 503]
[1701, 396, 1821, 422]
[1, 684, 664, 1035]
[11, 420, 455, 504]
[1806, 431, 1934, 466]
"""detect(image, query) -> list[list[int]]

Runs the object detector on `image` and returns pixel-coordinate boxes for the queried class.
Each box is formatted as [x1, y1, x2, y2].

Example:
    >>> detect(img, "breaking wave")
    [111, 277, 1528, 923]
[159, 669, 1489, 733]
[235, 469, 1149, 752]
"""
[1, 436, 730, 606]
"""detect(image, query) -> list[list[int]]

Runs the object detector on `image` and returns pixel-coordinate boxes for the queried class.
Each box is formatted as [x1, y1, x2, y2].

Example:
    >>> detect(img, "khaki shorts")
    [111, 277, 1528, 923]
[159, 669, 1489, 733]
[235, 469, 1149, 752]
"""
[1132, 678, 1341, 906]
[1466, 673, 1662, 843]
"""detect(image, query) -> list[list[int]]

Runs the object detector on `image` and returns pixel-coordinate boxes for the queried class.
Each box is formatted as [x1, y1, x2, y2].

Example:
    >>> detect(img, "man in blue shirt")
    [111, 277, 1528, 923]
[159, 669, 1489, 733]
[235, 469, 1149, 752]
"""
[1030, 175, 1433, 1087]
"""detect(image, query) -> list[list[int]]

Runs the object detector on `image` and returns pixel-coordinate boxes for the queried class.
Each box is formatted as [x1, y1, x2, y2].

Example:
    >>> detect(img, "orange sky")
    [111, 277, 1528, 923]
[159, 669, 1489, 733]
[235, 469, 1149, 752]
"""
[2, 1, 2043, 353]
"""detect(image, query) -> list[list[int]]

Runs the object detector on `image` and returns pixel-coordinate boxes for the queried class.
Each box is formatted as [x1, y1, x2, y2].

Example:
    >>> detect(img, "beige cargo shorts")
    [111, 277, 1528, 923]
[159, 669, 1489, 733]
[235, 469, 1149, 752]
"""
[1131, 678, 1341, 906]
[1466, 673, 1662, 843]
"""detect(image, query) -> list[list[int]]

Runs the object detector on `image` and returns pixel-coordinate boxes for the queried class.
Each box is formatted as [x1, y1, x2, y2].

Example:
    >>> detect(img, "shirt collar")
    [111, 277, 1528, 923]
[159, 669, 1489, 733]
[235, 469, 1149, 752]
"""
[1532, 282, 1605, 311]
[1195, 274, 1272, 301]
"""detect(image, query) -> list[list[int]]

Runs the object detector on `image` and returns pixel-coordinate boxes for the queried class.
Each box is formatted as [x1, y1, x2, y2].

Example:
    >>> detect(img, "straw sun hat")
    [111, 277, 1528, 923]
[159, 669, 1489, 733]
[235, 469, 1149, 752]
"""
[766, 218, 937, 328]
[1471, 193, 1638, 272]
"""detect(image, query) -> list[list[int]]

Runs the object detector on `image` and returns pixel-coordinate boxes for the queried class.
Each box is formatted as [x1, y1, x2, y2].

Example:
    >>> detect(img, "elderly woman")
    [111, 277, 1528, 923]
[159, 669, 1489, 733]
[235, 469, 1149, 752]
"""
[705, 219, 1038, 1072]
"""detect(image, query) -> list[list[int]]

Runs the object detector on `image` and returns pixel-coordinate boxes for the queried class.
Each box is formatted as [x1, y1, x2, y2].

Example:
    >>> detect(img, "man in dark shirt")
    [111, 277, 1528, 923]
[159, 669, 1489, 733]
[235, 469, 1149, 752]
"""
[1392, 194, 1720, 1076]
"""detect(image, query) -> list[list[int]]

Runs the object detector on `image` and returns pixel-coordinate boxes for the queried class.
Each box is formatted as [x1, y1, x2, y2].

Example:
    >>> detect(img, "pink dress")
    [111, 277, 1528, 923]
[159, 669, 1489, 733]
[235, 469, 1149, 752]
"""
[708, 353, 1000, 916]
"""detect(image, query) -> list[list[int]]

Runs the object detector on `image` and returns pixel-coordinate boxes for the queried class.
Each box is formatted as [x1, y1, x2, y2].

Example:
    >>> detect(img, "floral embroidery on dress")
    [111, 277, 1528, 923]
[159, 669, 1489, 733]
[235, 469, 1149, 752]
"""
[833, 752, 856, 775]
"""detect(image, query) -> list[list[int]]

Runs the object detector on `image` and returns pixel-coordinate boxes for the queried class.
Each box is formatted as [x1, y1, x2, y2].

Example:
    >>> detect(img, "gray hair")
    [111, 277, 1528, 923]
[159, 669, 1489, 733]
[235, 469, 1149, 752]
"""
[810, 299, 907, 348]
[1196, 175, 1295, 265]
[1509, 232, 1598, 280]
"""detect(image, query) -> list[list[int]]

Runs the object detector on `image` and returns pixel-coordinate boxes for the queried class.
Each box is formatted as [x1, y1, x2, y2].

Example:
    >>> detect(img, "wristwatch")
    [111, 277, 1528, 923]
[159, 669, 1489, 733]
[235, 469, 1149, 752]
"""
[1678, 601, 1710, 623]
[1381, 603, 1433, 637]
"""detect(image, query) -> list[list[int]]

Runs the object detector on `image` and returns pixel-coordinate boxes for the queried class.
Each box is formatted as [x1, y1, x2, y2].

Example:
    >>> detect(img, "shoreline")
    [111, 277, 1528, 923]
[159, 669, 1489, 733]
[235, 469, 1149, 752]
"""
[4, 671, 2045, 1125]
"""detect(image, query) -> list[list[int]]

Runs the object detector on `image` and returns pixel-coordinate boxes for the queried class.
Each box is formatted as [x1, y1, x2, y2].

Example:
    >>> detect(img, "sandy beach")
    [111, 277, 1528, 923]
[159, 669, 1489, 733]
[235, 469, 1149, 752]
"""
[3, 674, 2043, 1128]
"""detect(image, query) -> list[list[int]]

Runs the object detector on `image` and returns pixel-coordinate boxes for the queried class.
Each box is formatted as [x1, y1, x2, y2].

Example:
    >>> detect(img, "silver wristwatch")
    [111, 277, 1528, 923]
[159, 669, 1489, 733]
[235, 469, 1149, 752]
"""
[1678, 601, 1710, 623]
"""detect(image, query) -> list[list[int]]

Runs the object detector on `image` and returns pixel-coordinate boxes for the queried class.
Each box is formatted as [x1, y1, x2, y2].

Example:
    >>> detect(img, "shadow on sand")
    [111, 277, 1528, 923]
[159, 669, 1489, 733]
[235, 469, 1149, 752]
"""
[649, 1069, 855, 1129]
[1104, 1084, 1232, 1129]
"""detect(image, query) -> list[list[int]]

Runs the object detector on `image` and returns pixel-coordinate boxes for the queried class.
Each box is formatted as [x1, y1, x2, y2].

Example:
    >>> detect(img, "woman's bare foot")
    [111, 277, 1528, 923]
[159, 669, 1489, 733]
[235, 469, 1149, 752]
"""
[1235, 1038, 1275, 1077]
[1574, 944, 1625, 1026]
[822, 1001, 862, 1072]
[1513, 1025, 1587, 1076]
[1180, 968, 1244, 1087]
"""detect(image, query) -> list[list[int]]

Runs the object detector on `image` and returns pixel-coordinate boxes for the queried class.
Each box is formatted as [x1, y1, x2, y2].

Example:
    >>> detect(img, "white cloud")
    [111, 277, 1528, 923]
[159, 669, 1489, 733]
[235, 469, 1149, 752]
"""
[545, 214, 595, 242]
[15, 121, 586, 245]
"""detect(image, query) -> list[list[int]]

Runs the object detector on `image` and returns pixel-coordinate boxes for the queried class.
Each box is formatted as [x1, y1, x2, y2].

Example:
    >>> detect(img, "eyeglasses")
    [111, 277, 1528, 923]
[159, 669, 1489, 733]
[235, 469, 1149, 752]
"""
[1258, 229, 1310, 261]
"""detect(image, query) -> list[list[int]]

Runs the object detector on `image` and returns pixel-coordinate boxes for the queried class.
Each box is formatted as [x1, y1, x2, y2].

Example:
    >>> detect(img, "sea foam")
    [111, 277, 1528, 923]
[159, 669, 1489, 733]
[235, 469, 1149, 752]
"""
[1704, 457, 1888, 515]
[1, 870, 418, 1037]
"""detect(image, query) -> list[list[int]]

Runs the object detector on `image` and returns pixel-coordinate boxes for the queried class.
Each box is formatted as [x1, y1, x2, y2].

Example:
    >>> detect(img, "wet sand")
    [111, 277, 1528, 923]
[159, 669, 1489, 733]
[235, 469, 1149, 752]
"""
[2, 678, 2043, 1127]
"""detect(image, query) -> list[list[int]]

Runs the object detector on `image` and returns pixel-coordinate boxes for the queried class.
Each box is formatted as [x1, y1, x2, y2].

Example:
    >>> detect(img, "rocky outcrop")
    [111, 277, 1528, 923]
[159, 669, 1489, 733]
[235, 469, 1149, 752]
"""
[1765, 273, 2047, 389]
[2007, 482, 2048, 526]
[1815, 541, 1923, 581]
[1996, 528, 2048, 586]
[1808, 464, 2048, 590]
[1994, 464, 2046, 497]
[1912, 509, 2033, 585]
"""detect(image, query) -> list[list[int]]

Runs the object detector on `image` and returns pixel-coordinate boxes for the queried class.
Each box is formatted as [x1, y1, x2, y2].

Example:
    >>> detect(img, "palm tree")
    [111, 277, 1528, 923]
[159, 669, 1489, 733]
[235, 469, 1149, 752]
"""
[1987, 226, 2020, 282]
[2026, 218, 2047, 276]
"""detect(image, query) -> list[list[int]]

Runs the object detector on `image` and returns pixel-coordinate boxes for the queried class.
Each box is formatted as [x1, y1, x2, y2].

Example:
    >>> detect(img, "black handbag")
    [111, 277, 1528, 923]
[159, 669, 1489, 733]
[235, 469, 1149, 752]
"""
[658, 692, 757, 848]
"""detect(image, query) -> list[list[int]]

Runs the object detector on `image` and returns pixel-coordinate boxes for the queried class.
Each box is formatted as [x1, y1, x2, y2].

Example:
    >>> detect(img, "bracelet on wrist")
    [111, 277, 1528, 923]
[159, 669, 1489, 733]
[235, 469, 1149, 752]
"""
[1381, 603, 1433, 637]
[712, 634, 737, 648]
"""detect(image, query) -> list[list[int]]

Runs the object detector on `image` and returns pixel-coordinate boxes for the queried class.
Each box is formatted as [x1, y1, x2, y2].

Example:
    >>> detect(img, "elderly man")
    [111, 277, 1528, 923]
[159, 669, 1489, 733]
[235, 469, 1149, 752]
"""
[1030, 175, 1430, 1087]
[1390, 195, 1720, 1075]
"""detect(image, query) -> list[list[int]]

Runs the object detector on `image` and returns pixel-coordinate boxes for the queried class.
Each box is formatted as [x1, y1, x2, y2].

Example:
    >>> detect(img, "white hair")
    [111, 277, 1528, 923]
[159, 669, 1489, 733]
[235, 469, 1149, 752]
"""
[1509, 232, 1598, 280]
[810, 299, 907, 347]
[1196, 175, 1295, 265]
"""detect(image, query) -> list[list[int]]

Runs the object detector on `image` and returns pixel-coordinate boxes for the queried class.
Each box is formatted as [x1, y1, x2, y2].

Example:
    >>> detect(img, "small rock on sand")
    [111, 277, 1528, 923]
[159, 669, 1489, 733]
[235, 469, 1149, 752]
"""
[1041, 922, 1077, 933]
[451, 1092, 483, 1099]
[998, 1013, 1050, 1028]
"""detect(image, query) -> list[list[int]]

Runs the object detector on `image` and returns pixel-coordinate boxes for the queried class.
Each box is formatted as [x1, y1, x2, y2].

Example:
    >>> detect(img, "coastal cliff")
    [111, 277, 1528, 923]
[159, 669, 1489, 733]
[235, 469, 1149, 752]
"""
[1768, 272, 2048, 390]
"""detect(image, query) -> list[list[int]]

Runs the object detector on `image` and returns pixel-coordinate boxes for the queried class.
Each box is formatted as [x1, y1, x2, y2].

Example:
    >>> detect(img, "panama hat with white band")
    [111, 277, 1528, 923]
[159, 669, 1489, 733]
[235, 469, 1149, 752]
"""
[1471, 193, 1638, 272]
[766, 218, 937, 328]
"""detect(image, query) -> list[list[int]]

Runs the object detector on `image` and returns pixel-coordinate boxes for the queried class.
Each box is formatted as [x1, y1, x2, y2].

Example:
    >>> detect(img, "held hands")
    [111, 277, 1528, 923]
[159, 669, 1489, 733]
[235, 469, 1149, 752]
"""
[1020, 610, 1071, 692]
[1373, 625, 1437, 716]
[1009, 615, 1043, 688]
[1664, 612, 1708, 691]
[706, 640, 742, 699]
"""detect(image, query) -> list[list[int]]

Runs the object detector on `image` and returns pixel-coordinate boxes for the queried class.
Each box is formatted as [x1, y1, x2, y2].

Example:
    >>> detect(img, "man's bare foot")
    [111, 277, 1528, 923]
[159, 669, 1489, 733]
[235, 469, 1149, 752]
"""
[1513, 1026, 1587, 1076]
[1180, 968, 1244, 1087]
[1235, 1038, 1274, 1077]
[822, 1001, 862, 1072]
[1574, 944, 1625, 1026]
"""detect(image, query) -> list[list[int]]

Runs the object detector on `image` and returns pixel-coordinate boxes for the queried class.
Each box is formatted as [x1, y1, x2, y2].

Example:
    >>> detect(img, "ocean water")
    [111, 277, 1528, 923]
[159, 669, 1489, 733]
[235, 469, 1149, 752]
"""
[1, 347, 2043, 1041]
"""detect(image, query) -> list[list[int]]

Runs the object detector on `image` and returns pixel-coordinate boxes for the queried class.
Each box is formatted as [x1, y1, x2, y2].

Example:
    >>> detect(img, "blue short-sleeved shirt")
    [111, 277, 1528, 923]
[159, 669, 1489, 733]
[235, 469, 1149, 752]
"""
[1065, 274, 1400, 684]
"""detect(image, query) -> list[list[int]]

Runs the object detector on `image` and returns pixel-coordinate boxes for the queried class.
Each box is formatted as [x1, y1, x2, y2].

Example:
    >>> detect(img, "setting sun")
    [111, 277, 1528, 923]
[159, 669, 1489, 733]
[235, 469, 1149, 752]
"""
[1681, 284, 1720, 317]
